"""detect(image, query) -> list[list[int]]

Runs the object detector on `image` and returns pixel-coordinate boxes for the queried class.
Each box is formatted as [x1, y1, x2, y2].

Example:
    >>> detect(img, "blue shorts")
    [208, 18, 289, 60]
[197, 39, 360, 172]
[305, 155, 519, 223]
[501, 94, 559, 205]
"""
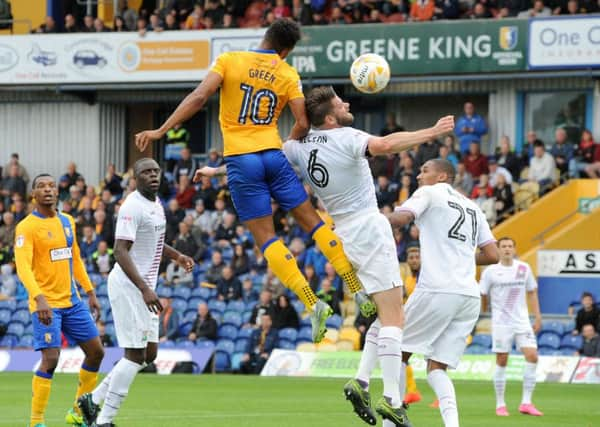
[225, 149, 308, 222]
[33, 301, 98, 351]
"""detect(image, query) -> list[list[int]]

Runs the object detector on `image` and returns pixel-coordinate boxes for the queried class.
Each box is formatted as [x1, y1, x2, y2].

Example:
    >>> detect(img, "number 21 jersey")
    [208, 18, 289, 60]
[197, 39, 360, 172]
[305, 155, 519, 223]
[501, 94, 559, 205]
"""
[398, 183, 495, 297]
[210, 50, 304, 157]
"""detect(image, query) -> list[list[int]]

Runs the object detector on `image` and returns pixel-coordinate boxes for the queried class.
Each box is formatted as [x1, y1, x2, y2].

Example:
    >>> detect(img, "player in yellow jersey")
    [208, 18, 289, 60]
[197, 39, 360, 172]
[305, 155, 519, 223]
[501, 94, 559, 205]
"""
[135, 18, 374, 343]
[400, 244, 422, 405]
[14, 174, 105, 427]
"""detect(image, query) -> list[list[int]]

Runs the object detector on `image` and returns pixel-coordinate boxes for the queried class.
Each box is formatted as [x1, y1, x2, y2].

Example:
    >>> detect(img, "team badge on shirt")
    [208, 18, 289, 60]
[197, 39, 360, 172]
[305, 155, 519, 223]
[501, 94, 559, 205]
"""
[15, 235, 24, 248]
[44, 333, 53, 343]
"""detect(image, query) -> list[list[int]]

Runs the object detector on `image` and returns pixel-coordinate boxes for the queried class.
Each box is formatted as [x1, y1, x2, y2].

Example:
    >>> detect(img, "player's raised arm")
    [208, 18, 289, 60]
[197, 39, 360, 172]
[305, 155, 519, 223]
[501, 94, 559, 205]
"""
[287, 97, 310, 141]
[367, 115, 454, 156]
[135, 71, 223, 151]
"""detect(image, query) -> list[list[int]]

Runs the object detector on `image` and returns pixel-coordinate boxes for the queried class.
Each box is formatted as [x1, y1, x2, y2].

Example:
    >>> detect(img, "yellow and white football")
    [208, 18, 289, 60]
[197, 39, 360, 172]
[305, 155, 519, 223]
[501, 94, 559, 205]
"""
[349, 53, 391, 94]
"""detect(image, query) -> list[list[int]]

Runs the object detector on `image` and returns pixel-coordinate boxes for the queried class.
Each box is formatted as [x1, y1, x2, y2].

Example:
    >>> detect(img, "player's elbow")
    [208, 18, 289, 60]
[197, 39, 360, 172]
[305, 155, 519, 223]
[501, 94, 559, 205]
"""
[295, 116, 310, 135]
[481, 243, 499, 264]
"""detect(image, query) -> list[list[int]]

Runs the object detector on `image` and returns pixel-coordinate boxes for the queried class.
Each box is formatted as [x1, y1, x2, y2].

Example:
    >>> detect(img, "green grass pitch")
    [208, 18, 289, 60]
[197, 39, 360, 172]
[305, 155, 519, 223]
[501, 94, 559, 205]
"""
[0, 372, 597, 426]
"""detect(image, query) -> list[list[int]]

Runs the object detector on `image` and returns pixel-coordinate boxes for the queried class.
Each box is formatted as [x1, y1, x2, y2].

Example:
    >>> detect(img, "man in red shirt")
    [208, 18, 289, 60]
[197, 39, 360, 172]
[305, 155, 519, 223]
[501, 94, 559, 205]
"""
[464, 141, 489, 179]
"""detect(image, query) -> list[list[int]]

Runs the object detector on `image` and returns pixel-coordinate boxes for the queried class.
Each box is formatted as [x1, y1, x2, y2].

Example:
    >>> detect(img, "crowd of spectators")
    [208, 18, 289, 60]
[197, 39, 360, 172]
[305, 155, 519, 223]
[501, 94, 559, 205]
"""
[19, 0, 600, 35]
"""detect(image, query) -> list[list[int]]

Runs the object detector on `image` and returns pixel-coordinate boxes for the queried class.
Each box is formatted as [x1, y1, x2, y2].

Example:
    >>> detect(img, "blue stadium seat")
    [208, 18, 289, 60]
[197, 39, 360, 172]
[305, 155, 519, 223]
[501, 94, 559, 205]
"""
[222, 311, 242, 328]
[277, 339, 296, 350]
[190, 287, 205, 298]
[175, 339, 195, 349]
[0, 335, 17, 347]
[104, 323, 116, 337]
[540, 321, 565, 337]
[178, 322, 193, 337]
[208, 300, 227, 314]
[0, 309, 11, 324]
[197, 287, 213, 300]
[235, 338, 249, 353]
[215, 351, 231, 372]
[172, 286, 192, 301]
[161, 340, 176, 348]
[17, 334, 34, 348]
[278, 328, 298, 343]
[187, 297, 205, 311]
[11, 309, 31, 325]
[171, 298, 188, 313]
[88, 273, 102, 285]
[242, 310, 253, 324]
[564, 320, 576, 335]
[24, 323, 34, 335]
[237, 328, 254, 340]
[560, 335, 583, 350]
[465, 344, 487, 355]
[297, 327, 313, 343]
[16, 299, 30, 310]
[7, 322, 24, 337]
[245, 301, 258, 312]
[97, 296, 110, 309]
[183, 311, 198, 323]
[0, 300, 17, 311]
[218, 325, 238, 341]
[231, 352, 245, 371]
[538, 346, 558, 356]
[195, 339, 215, 350]
[559, 348, 576, 356]
[326, 314, 342, 330]
[538, 333, 560, 349]
[471, 334, 492, 349]
[299, 316, 312, 328]
[226, 300, 246, 313]
[95, 286, 108, 298]
[291, 300, 305, 314]
[156, 285, 172, 298]
[216, 339, 235, 355]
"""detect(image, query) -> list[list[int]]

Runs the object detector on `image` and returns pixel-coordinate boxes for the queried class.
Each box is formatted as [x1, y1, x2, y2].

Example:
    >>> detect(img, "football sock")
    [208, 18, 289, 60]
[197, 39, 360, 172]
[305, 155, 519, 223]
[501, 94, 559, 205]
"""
[91, 371, 112, 405]
[406, 363, 417, 395]
[310, 221, 362, 294]
[428, 369, 459, 427]
[494, 365, 507, 408]
[31, 370, 52, 426]
[73, 363, 99, 414]
[355, 319, 381, 389]
[378, 326, 403, 408]
[522, 362, 537, 405]
[399, 362, 408, 401]
[96, 358, 142, 424]
[262, 238, 317, 309]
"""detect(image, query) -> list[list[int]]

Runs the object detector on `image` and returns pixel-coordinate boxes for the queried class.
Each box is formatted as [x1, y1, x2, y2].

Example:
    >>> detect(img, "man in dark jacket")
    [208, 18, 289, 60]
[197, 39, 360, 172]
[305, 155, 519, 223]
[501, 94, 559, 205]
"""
[578, 324, 600, 357]
[216, 266, 242, 302]
[240, 314, 278, 374]
[188, 303, 218, 341]
[573, 292, 600, 335]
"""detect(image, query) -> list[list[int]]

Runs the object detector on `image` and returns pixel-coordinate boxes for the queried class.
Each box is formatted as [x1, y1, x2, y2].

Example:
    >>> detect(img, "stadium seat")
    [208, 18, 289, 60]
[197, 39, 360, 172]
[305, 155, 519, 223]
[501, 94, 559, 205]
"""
[7, 322, 24, 337]
[237, 328, 254, 340]
[218, 325, 238, 341]
[187, 297, 205, 311]
[343, 315, 356, 327]
[156, 286, 172, 298]
[278, 328, 298, 343]
[194, 287, 211, 300]
[299, 316, 311, 328]
[195, 339, 216, 350]
[475, 318, 492, 334]
[171, 298, 188, 313]
[465, 344, 487, 355]
[242, 310, 253, 324]
[208, 300, 227, 314]
[235, 338, 249, 353]
[183, 310, 198, 323]
[16, 299, 29, 310]
[104, 323, 116, 337]
[564, 320, 576, 334]
[17, 334, 34, 348]
[0, 300, 17, 311]
[297, 327, 313, 343]
[277, 339, 296, 350]
[471, 334, 492, 348]
[215, 351, 231, 372]
[97, 296, 110, 308]
[176, 339, 195, 349]
[336, 340, 354, 351]
[231, 352, 245, 371]
[538, 346, 557, 355]
[245, 300, 258, 311]
[190, 287, 205, 298]
[161, 340, 176, 348]
[560, 335, 583, 350]
[95, 286, 108, 298]
[317, 343, 337, 352]
[559, 348, 576, 356]
[0, 309, 11, 324]
[322, 329, 339, 344]
[0, 335, 17, 347]
[226, 300, 245, 313]
[11, 309, 30, 325]
[297, 342, 316, 352]
[178, 322, 193, 337]
[338, 328, 360, 350]
[540, 321, 565, 337]
[172, 286, 192, 300]
[325, 314, 342, 330]
[24, 323, 33, 335]
[538, 333, 560, 349]
[222, 311, 243, 328]
[216, 338, 236, 355]
[291, 300, 305, 314]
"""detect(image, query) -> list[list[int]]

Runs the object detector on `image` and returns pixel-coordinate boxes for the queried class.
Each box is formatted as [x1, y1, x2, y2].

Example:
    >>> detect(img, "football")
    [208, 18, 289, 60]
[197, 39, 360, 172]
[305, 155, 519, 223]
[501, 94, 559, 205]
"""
[349, 53, 391, 94]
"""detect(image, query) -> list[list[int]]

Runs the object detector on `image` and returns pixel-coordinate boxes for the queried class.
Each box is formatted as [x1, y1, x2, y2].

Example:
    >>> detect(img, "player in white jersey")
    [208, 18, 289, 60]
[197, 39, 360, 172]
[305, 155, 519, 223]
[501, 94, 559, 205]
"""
[479, 237, 543, 417]
[389, 159, 499, 427]
[284, 86, 455, 427]
[77, 158, 194, 427]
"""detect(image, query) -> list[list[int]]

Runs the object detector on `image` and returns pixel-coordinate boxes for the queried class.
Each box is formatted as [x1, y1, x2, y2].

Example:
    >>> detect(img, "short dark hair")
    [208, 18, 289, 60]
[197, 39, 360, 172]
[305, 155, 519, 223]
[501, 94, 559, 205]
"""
[305, 86, 336, 127]
[428, 159, 456, 183]
[582, 292, 594, 300]
[264, 18, 301, 54]
[32, 173, 53, 189]
[497, 236, 515, 246]
[533, 140, 545, 149]
[133, 157, 159, 177]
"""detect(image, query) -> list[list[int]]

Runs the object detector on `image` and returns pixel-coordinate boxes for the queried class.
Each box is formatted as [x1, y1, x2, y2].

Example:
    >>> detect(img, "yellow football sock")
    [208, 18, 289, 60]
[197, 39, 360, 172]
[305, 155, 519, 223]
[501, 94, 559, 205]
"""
[311, 222, 362, 293]
[263, 238, 318, 309]
[73, 363, 99, 413]
[31, 371, 52, 426]
[406, 364, 418, 394]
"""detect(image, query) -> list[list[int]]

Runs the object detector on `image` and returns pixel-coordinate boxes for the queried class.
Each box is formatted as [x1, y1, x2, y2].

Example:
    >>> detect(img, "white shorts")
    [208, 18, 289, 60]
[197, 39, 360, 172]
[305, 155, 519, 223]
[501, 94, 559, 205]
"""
[402, 290, 480, 369]
[108, 274, 159, 349]
[492, 325, 537, 353]
[334, 210, 402, 295]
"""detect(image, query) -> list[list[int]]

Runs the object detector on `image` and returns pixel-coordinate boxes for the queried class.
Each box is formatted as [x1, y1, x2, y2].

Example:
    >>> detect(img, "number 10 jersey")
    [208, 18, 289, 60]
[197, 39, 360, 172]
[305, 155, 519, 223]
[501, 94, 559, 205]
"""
[210, 50, 304, 157]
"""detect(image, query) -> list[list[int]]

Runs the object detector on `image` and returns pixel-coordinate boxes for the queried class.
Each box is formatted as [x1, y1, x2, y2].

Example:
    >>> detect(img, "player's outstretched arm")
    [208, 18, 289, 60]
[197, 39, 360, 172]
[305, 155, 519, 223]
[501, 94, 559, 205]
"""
[287, 97, 310, 141]
[192, 165, 227, 183]
[135, 71, 224, 151]
[475, 242, 499, 266]
[367, 115, 455, 156]
[163, 244, 194, 273]
[527, 289, 542, 333]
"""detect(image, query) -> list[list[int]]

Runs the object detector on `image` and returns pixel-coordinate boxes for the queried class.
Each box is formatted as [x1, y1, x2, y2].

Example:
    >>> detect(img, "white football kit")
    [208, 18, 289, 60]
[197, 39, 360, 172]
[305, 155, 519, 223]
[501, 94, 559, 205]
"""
[396, 183, 495, 368]
[284, 127, 402, 295]
[108, 191, 166, 348]
[480, 260, 538, 352]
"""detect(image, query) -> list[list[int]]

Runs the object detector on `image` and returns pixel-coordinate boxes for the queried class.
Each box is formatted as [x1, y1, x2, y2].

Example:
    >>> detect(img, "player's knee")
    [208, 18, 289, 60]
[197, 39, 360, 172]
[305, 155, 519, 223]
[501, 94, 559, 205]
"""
[42, 352, 60, 371]
[145, 352, 157, 365]
[90, 345, 105, 365]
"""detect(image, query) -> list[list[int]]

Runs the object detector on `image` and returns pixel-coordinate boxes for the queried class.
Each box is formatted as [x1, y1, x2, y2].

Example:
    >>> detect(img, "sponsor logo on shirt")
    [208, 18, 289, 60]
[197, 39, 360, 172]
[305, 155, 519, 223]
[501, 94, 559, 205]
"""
[50, 247, 73, 262]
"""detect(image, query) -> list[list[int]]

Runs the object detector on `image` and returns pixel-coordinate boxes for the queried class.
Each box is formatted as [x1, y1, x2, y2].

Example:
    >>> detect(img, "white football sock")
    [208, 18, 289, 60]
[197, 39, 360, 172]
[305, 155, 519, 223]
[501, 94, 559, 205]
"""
[428, 369, 459, 427]
[355, 319, 381, 390]
[383, 420, 396, 427]
[96, 358, 142, 424]
[378, 326, 403, 408]
[522, 362, 537, 405]
[91, 371, 113, 405]
[494, 365, 506, 408]
[399, 362, 407, 402]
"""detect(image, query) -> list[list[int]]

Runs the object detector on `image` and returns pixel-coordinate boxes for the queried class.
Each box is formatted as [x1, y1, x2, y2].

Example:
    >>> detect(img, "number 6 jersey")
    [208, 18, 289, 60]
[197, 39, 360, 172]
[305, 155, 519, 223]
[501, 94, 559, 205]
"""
[210, 50, 304, 157]
[397, 183, 495, 297]
[284, 127, 378, 223]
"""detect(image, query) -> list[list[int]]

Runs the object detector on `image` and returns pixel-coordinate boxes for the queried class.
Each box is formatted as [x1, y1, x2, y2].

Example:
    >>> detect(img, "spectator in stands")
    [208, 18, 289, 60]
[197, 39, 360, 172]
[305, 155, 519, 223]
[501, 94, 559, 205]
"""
[240, 313, 278, 374]
[217, 266, 242, 302]
[191, 199, 215, 236]
[91, 240, 115, 277]
[551, 127, 575, 178]
[112, 15, 127, 31]
[434, 0, 460, 18]
[81, 14, 95, 32]
[120, 0, 138, 30]
[173, 147, 197, 181]
[583, 135, 600, 178]
[355, 310, 377, 350]
[564, 0, 583, 14]
[241, 277, 259, 304]
[99, 188, 116, 216]
[97, 321, 114, 347]
[94, 17, 110, 32]
[304, 264, 320, 293]
[231, 243, 250, 276]
[59, 162, 83, 199]
[273, 294, 300, 330]
[80, 224, 99, 264]
[375, 175, 399, 208]
[103, 163, 123, 197]
[455, 102, 488, 153]
[159, 297, 181, 342]
[471, 173, 493, 199]
[1, 165, 26, 211]
[317, 278, 341, 315]
[578, 324, 600, 357]
[370, 153, 398, 181]
[464, 141, 489, 179]
[496, 136, 521, 181]
[194, 175, 217, 210]
[329, 5, 347, 24]
[518, 0, 552, 16]
[415, 138, 441, 168]
[137, 16, 149, 33]
[35, 16, 58, 33]
[248, 290, 275, 327]
[232, 223, 253, 249]
[188, 302, 218, 341]
[215, 212, 237, 247]
[166, 258, 194, 287]
[438, 144, 458, 168]
[488, 157, 513, 187]
[3, 153, 29, 185]
[493, 174, 514, 223]
[262, 271, 285, 300]
[148, 13, 163, 31]
[165, 199, 185, 243]
[93, 209, 114, 246]
[572, 129, 598, 177]
[471, 2, 492, 17]
[473, 175, 497, 225]
[0, 0, 12, 31]
[528, 141, 556, 189]
[164, 12, 179, 30]
[410, 0, 436, 20]
[184, 3, 206, 29]
[304, 244, 326, 277]
[520, 130, 539, 168]
[10, 195, 26, 223]
[206, 250, 225, 284]
[175, 175, 196, 210]
[0, 263, 16, 300]
[395, 173, 416, 207]
[380, 113, 405, 136]
[573, 292, 600, 334]
[173, 221, 204, 261]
